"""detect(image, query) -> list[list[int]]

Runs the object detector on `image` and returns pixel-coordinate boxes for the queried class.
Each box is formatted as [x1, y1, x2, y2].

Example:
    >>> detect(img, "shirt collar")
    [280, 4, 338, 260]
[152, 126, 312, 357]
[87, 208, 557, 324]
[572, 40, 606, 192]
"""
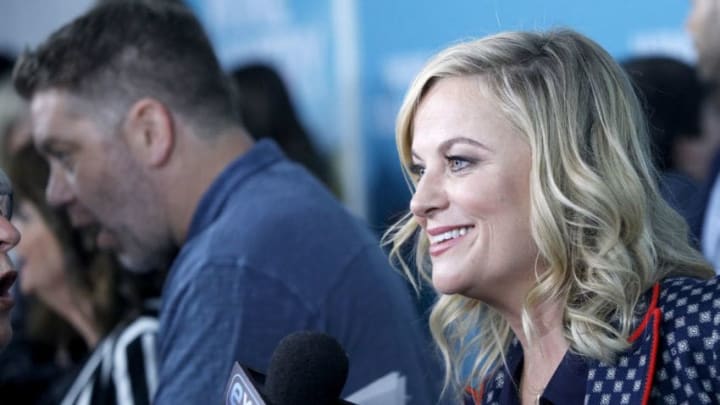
[497, 340, 588, 405]
[186, 139, 284, 239]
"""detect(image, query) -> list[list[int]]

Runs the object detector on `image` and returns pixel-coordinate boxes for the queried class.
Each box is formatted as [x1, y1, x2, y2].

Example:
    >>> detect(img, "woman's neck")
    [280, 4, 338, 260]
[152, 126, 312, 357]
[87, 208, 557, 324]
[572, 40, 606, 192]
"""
[500, 296, 569, 405]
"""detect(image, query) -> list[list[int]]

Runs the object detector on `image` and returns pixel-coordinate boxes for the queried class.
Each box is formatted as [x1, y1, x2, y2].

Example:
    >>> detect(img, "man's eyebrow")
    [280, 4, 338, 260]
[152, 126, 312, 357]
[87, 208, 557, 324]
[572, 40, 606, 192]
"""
[36, 138, 77, 154]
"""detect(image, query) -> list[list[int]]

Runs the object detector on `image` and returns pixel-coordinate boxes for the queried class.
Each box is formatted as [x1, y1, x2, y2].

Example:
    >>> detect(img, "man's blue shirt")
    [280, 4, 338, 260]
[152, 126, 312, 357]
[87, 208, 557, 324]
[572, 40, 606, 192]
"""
[153, 140, 442, 404]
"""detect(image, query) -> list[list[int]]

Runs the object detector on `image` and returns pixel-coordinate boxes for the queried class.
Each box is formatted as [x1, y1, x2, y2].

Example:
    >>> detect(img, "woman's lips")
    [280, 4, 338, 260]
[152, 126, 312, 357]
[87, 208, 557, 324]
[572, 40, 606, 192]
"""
[0, 271, 17, 293]
[427, 225, 474, 257]
[0, 270, 17, 310]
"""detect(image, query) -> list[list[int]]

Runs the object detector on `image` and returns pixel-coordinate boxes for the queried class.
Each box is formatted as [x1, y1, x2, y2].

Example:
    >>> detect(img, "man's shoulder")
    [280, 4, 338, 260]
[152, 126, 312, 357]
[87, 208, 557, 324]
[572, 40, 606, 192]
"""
[192, 161, 378, 266]
[163, 192, 387, 303]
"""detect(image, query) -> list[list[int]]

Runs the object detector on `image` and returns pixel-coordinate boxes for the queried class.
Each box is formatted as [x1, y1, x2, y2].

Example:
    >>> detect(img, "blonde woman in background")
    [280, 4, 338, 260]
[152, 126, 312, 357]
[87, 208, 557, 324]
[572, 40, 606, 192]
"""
[385, 29, 719, 404]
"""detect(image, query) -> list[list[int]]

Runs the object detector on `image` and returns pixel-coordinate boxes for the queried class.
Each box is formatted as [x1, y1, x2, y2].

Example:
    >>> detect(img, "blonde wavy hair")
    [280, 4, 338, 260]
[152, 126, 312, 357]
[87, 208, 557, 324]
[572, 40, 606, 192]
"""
[383, 29, 714, 397]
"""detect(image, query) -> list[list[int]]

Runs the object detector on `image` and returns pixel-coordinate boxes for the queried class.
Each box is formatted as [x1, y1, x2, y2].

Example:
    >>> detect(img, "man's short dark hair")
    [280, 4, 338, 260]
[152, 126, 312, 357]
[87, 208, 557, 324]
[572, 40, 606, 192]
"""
[13, 1, 239, 136]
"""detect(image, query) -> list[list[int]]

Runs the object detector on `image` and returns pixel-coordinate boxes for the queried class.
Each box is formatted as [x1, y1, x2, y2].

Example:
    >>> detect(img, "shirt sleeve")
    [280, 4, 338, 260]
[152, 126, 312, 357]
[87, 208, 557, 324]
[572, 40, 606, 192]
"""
[153, 261, 316, 405]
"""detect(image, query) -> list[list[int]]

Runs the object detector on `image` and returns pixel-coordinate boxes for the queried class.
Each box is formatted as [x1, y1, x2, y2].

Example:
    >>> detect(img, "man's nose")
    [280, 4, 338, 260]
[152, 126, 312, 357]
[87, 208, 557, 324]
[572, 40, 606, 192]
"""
[45, 168, 73, 208]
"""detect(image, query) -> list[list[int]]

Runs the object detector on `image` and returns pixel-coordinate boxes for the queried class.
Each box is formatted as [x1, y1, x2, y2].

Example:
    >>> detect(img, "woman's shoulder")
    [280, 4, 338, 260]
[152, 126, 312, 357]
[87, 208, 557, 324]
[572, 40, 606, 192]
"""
[656, 275, 720, 336]
[58, 313, 160, 404]
[113, 316, 158, 345]
[658, 275, 720, 309]
[110, 307, 159, 351]
[94, 299, 160, 368]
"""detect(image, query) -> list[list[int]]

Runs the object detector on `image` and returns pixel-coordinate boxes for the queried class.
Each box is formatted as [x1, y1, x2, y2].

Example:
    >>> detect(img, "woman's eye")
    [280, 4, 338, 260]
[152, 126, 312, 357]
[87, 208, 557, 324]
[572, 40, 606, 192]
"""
[409, 164, 425, 178]
[447, 157, 471, 171]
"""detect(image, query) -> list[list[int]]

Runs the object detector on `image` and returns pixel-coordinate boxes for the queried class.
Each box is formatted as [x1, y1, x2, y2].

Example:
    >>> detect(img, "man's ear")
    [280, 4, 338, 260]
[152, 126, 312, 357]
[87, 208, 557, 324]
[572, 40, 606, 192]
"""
[124, 98, 174, 167]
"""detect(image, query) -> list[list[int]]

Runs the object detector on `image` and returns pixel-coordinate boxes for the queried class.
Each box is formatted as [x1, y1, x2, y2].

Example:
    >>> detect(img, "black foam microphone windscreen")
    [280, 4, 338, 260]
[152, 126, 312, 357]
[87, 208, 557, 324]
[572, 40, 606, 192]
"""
[264, 331, 350, 405]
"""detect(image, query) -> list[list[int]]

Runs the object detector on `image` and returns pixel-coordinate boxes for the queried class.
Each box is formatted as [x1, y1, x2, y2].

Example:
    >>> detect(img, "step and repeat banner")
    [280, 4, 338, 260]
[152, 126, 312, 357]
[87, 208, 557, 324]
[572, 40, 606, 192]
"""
[186, 0, 694, 230]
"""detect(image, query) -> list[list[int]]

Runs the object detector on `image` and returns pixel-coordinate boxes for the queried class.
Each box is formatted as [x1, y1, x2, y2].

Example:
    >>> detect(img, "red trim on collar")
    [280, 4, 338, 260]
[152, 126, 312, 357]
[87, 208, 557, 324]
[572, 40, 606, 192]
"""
[628, 283, 660, 343]
[466, 282, 663, 405]
[641, 307, 661, 405]
[626, 282, 661, 405]
[466, 383, 484, 405]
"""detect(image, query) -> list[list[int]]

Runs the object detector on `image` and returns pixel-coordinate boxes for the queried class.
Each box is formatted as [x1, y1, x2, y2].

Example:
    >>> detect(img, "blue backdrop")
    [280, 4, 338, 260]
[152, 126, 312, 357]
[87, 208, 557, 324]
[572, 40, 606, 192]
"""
[186, 0, 695, 230]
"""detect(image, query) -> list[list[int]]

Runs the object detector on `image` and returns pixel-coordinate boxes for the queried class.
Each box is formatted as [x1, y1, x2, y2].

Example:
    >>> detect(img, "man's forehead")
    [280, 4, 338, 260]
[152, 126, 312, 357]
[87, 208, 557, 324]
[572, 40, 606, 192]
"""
[30, 89, 74, 123]
[30, 90, 68, 141]
[30, 89, 96, 122]
[30, 89, 97, 146]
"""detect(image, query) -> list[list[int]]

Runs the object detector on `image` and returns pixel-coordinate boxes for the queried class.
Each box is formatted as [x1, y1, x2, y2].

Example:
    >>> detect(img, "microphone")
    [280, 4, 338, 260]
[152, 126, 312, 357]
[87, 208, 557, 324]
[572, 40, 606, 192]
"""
[264, 331, 355, 405]
[224, 331, 356, 405]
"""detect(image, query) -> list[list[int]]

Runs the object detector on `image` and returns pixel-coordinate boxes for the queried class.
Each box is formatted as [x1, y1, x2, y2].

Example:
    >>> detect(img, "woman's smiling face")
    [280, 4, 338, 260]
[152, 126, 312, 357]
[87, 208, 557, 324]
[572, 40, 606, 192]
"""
[409, 76, 540, 307]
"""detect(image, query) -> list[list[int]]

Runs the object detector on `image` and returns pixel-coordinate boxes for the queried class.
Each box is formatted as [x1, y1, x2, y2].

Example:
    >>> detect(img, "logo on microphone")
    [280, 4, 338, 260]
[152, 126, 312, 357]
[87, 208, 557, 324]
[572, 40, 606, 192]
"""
[225, 363, 266, 405]
[227, 375, 252, 405]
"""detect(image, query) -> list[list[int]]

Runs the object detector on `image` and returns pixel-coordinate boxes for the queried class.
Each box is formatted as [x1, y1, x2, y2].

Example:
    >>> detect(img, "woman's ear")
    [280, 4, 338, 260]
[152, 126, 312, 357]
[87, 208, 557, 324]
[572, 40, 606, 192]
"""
[123, 98, 174, 167]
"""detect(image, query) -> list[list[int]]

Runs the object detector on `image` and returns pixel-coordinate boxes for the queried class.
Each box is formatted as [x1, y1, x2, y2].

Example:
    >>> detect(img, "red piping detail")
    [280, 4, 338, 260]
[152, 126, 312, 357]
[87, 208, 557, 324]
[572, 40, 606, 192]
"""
[629, 283, 660, 343]
[465, 382, 484, 404]
[625, 283, 661, 405]
[641, 307, 661, 405]
[468, 283, 662, 405]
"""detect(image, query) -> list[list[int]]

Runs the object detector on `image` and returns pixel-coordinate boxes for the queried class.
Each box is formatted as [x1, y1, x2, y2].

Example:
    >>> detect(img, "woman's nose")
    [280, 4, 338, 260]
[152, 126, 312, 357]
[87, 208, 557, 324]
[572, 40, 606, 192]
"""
[410, 173, 448, 219]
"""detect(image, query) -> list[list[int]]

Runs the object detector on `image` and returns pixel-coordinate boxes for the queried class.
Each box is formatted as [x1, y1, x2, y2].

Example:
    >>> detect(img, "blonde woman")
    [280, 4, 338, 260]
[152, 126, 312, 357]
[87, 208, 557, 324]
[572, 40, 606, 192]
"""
[385, 29, 719, 404]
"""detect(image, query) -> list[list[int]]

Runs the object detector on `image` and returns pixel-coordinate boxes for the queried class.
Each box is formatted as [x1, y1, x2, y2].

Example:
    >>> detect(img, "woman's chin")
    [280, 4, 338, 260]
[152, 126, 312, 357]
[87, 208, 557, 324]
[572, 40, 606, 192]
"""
[432, 268, 469, 295]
